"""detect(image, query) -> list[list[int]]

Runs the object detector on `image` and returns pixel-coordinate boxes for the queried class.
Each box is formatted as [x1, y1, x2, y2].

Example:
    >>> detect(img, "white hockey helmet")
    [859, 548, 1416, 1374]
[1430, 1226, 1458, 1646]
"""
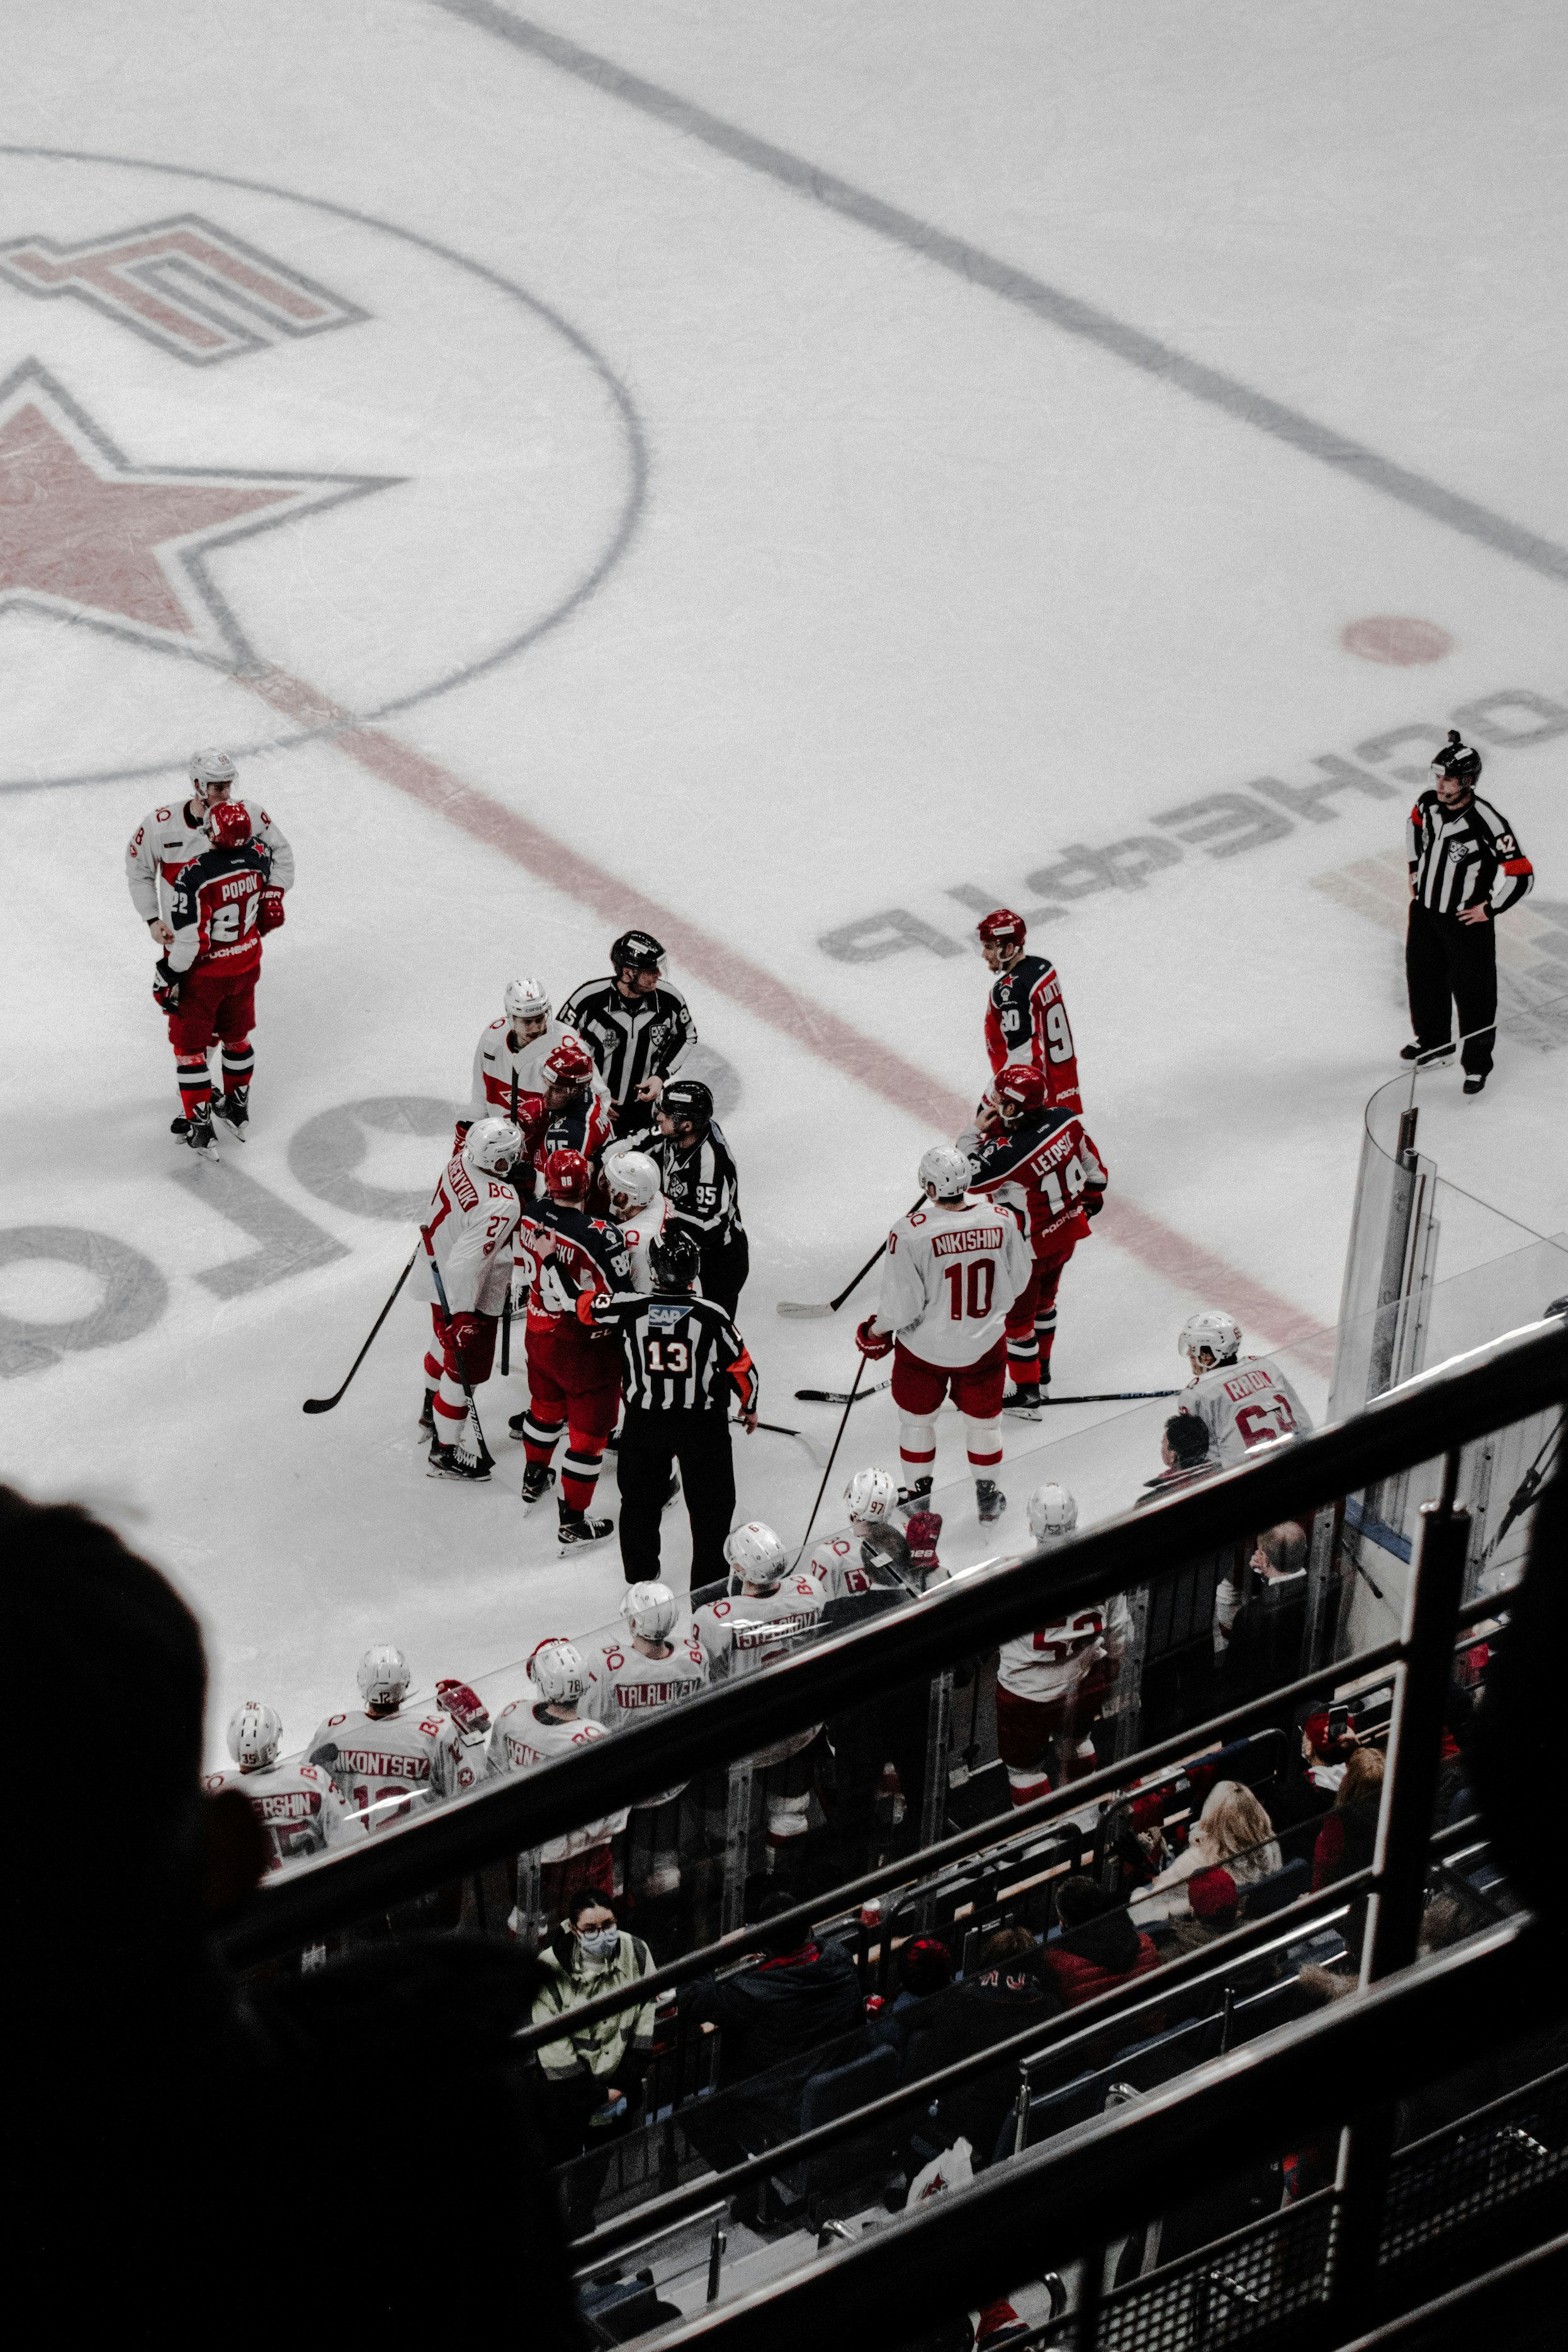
[227, 1699, 283, 1769]
[845, 1467, 898, 1525]
[357, 1644, 410, 1708]
[465, 1116, 524, 1177]
[621, 1581, 681, 1642]
[606, 1150, 659, 1213]
[527, 1637, 587, 1705]
[503, 976, 550, 1023]
[723, 1520, 789, 1594]
[1027, 1482, 1079, 1542]
[189, 747, 236, 788]
[1179, 1310, 1242, 1366]
[919, 1145, 973, 1201]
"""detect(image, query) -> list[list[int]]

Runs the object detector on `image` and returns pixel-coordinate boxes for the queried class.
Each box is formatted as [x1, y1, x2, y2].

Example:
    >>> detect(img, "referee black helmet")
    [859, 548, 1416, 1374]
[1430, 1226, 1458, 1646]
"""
[1431, 729, 1482, 786]
[648, 1226, 700, 1291]
[660, 1078, 713, 1128]
[611, 929, 665, 973]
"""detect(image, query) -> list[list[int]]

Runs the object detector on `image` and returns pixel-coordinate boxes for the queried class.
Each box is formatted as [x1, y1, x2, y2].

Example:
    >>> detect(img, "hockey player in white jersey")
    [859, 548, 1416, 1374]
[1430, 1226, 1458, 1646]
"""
[307, 1646, 466, 1834]
[697, 1524, 825, 1856]
[807, 1468, 911, 1599]
[855, 1146, 1032, 1526]
[995, 1484, 1129, 1807]
[126, 748, 294, 945]
[419, 1116, 524, 1476]
[601, 1150, 675, 1292]
[202, 1700, 365, 1872]
[1176, 1311, 1313, 1467]
[582, 1584, 708, 1911]
[488, 1639, 629, 1923]
[469, 976, 608, 1128]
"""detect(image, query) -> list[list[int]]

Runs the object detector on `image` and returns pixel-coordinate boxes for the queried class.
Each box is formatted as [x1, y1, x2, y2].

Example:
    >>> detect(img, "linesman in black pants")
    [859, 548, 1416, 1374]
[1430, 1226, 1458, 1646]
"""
[582, 1226, 758, 1585]
[1404, 730, 1534, 1097]
[649, 1078, 749, 1317]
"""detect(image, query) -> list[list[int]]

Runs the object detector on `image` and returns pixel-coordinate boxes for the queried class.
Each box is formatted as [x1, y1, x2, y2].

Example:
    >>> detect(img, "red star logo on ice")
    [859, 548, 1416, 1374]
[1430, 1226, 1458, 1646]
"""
[0, 358, 398, 667]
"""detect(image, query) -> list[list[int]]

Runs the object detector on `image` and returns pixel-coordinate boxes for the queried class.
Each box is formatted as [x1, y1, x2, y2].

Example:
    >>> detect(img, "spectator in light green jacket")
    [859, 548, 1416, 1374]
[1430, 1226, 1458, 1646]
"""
[531, 1891, 658, 2234]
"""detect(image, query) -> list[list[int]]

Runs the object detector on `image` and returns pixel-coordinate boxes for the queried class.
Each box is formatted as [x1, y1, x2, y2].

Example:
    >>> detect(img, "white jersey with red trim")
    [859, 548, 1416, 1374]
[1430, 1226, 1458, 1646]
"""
[696, 1578, 825, 1675]
[806, 1530, 880, 1601]
[1182, 1357, 1313, 1467]
[425, 1150, 522, 1316]
[126, 796, 294, 922]
[997, 1593, 1131, 1702]
[202, 1758, 366, 1872]
[580, 1629, 708, 1805]
[485, 1701, 629, 1857]
[873, 1196, 1032, 1369]
[305, 1704, 464, 1835]
[610, 1190, 675, 1294]
[470, 1017, 609, 1119]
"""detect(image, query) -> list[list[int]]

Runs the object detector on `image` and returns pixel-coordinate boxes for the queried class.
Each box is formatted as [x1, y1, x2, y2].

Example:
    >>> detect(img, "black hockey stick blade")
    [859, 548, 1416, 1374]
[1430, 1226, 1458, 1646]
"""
[776, 1196, 923, 1318]
[303, 1243, 420, 1412]
[793, 1377, 891, 1406]
[734, 1416, 830, 1466]
[1039, 1389, 1181, 1405]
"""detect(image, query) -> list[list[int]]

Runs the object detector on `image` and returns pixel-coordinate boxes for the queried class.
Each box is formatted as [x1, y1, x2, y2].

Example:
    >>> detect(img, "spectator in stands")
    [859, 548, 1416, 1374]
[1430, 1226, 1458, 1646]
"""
[679, 1889, 862, 2086]
[909, 1926, 1063, 2166]
[9, 1485, 575, 2334]
[1044, 1879, 1161, 2006]
[869, 1935, 954, 2055]
[1312, 1746, 1385, 1893]
[1136, 1413, 1219, 1504]
[1435, 1679, 1478, 1829]
[1268, 1707, 1363, 1835]
[1165, 1865, 1241, 1956]
[1132, 1780, 1283, 1926]
[531, 1891, 658, 2236]
[1219, 1523, 1310, 1705]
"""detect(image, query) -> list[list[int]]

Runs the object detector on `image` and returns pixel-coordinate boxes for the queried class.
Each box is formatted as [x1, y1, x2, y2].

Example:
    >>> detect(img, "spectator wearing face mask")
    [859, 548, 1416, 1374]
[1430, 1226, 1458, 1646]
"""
[531, 1892, 657, 2235]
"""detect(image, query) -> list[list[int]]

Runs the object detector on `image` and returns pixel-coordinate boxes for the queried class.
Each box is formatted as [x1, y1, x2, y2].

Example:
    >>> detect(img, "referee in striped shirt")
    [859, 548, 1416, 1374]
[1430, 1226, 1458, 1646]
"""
[582, 1224, 758, 1585]
[560, 931, 697, 1138]
[1404, 731, 1533, 1097]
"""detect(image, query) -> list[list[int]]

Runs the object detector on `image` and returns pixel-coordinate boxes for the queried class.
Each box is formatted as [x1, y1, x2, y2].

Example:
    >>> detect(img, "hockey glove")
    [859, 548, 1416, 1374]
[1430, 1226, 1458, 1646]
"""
[257, 886, 286, 933]
[451, 1118, 473, 1154]
[854, 1315, 894, 1360]
[1082, 1190, 1105, 1219]
[152, 959, 181, 1014]
[446, 1310, 488, 1361]
[434, 1678, 491, 1740]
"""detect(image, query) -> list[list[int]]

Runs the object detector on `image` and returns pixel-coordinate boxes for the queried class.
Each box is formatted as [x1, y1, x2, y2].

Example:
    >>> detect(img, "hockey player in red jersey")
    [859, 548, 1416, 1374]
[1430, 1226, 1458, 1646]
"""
[855, 1145, 1032, 1525]
[961, 1063, 1108, 1410]
[126, 746, 293, 946]
[153, 796, 283, 1155]
[419, 1115, 525, 1476]
[976, 907, 1081, 1114]
[202, 1700, 364, 1871]
[509, 1147, 633, 1546]
[532, 1035, 617, 1192]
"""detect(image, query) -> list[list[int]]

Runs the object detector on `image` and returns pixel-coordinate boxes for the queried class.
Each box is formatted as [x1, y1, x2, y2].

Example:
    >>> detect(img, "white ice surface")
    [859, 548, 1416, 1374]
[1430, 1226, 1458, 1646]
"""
[1, 2, 1564, 1765]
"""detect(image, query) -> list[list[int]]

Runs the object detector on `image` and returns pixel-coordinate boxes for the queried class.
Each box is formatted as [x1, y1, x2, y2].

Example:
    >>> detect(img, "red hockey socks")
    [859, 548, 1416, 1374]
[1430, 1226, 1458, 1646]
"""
[561, 1443, 604, 1513]
[520, 1408, 564, 1467]
[176, 1054, 212, 1117]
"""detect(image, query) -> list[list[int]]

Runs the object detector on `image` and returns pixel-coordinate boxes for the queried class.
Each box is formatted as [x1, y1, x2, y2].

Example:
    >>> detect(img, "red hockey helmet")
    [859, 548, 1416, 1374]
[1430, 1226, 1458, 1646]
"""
[544, 1146, 592, 1202]
[541, 1036, 594, 1092]
[976, 907, 1026, 946]
[206, 800, 251, 849]
[991, 1063, 1047, 1117]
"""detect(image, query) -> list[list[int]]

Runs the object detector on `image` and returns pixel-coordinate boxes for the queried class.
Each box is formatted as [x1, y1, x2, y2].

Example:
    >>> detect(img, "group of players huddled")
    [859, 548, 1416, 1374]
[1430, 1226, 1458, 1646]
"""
[136, 751, 1312, 1880]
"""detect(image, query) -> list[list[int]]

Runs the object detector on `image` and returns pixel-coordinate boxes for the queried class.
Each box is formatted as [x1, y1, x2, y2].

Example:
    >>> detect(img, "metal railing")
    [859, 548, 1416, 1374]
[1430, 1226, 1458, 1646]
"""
[220, 1315, 1565, 1967]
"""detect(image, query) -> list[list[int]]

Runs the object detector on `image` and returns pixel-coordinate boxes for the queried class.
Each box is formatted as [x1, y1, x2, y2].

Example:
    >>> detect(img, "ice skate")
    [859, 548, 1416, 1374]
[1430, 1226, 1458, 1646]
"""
[976, 1478, 1007, 1526]
[897, 1474, 933, 1515]
[521, 1462, 556, 1505]
[427, 1439, 490, 1481]
[213, 1084, 250, 1138]
[183, 1111, 220, 1161]
[558, 1505, 614, 1549]
[1002, 1381, 1043, 1417]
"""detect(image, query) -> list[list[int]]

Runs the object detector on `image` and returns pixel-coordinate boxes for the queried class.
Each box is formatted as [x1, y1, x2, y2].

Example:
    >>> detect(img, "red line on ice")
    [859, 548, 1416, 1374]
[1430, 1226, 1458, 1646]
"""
[249, 667, 1334, 1376]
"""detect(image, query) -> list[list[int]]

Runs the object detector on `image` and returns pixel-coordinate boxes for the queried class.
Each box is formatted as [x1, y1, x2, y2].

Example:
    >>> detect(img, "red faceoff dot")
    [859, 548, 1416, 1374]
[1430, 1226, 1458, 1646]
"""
[1341, 616, 1455, 665]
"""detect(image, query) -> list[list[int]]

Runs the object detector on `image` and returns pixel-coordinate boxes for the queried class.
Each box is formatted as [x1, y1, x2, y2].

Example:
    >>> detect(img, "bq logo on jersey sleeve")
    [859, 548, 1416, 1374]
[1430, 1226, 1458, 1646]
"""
[0, 150, 643, 792]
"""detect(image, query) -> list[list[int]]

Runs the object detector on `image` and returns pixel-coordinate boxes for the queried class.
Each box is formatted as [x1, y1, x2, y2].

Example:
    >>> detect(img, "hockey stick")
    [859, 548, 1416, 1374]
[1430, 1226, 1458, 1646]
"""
[776, 1197, 924, 1318]
[500, 1068, 519, 1376]
[1039, 1388, 1180, 1405]
[420, 1224, 495, 1472]
[302, 1242, 419, 1413]
[792, 1352, 869, 1564]
[794, 1377, 893, 1407]
[733, 1415, 831, 1468]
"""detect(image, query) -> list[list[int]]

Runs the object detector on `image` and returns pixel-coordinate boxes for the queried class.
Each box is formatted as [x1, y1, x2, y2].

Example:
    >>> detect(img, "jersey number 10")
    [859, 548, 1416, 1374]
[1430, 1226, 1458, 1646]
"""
[943, 1260, 995, 1321]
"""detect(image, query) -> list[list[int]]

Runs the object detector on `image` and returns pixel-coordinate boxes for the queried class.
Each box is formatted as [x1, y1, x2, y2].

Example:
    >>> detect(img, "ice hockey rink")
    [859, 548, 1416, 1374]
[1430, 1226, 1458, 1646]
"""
[3, 2, 1565, 1765]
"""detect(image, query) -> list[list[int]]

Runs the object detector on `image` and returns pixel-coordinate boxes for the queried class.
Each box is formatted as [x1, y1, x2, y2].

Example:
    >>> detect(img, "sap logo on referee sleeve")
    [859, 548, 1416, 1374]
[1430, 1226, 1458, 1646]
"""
[818, 687, 1568, 964]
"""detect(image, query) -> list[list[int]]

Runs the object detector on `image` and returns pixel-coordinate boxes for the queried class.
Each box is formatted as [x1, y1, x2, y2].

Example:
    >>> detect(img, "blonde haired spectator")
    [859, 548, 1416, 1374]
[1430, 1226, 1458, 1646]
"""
[1131, 1778, 1283, 1926]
